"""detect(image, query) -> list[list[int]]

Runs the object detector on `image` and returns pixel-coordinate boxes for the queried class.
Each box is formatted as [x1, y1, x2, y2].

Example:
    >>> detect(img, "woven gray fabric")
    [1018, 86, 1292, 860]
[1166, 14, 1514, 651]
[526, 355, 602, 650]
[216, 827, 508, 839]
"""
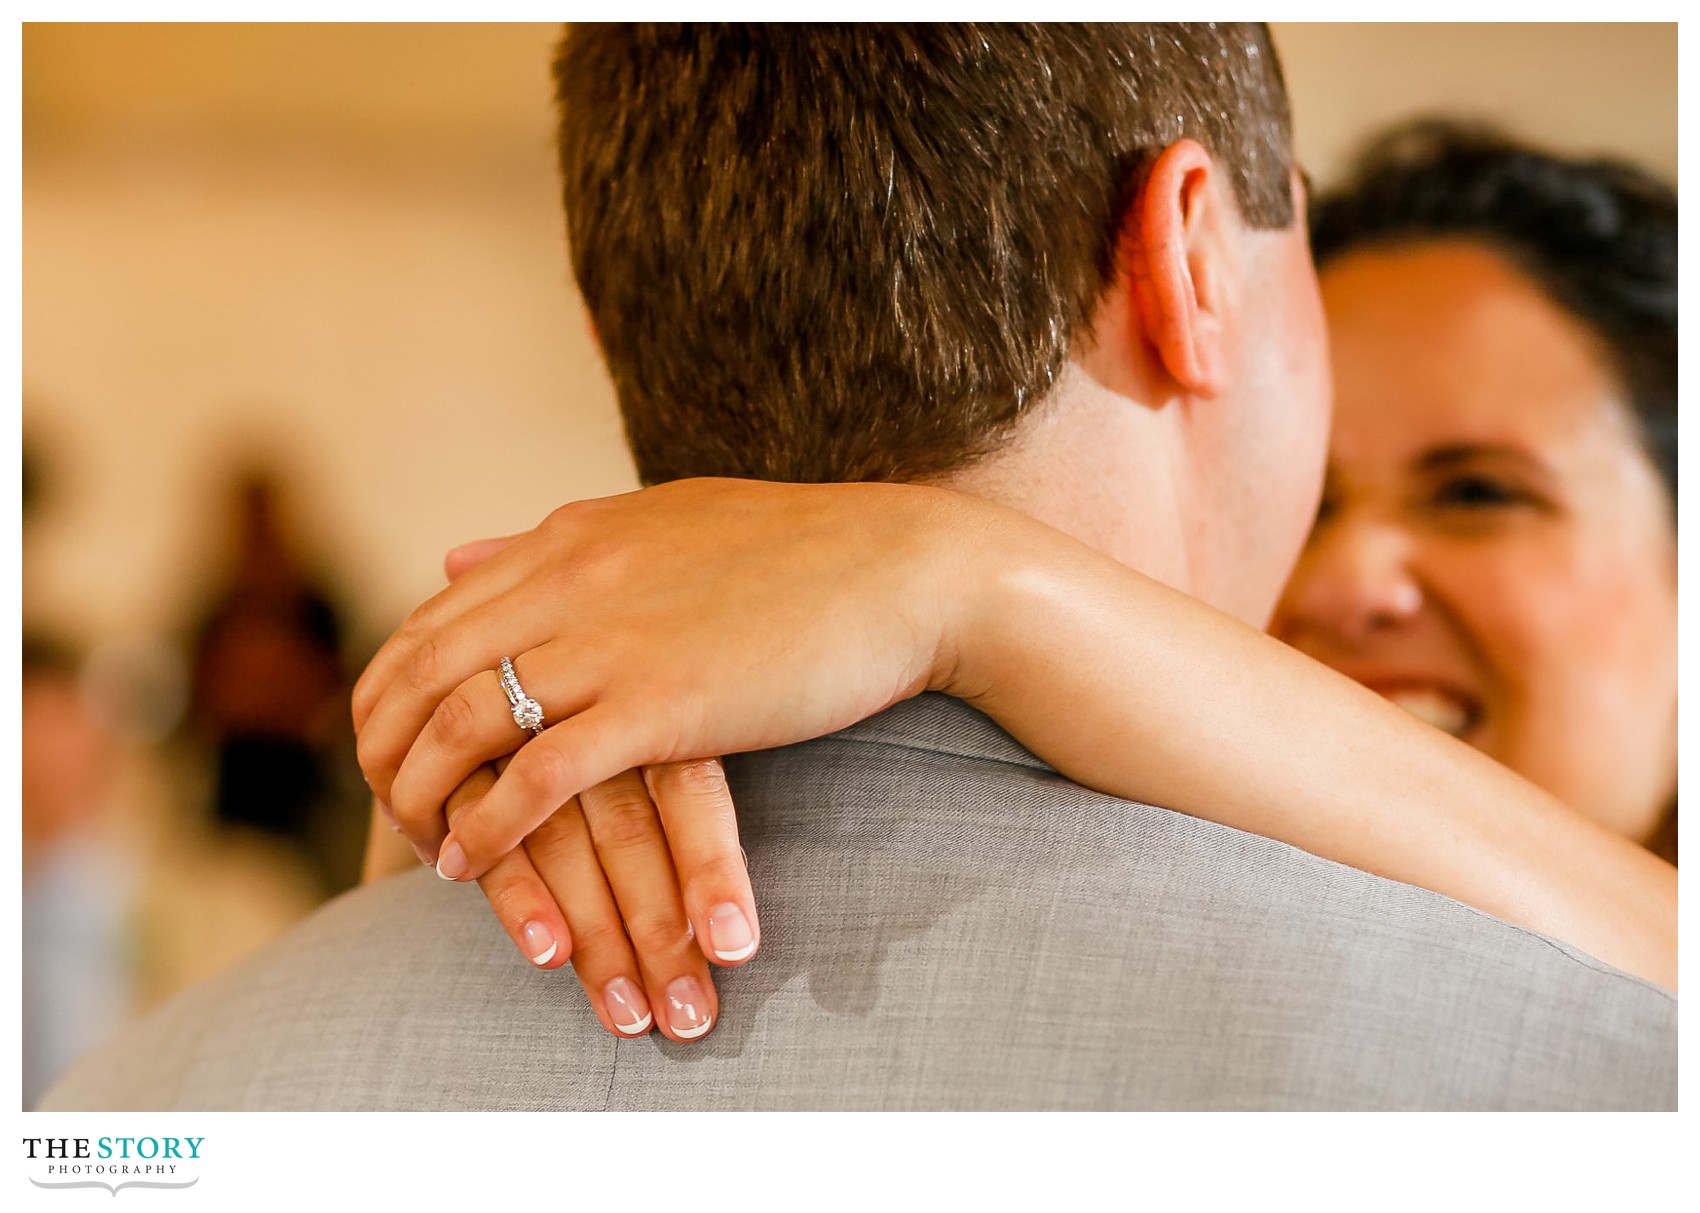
[42, 694, 1675, 1110]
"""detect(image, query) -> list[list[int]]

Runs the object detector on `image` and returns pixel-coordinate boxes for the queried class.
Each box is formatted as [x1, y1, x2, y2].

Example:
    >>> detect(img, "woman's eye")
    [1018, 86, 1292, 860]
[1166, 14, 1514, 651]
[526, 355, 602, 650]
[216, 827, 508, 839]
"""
[1429, 475, 1527, 510]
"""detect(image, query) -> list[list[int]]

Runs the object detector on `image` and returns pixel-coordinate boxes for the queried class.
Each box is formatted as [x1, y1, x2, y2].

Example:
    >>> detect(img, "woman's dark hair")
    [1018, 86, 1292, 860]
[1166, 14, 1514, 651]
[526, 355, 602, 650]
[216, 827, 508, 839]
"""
[1309, 119, 1677, 506]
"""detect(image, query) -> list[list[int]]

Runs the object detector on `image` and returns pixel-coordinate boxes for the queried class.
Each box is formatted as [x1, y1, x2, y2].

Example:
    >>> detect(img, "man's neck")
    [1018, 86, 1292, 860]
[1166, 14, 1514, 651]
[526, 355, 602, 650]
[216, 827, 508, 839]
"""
[931, 363, 1205, 602]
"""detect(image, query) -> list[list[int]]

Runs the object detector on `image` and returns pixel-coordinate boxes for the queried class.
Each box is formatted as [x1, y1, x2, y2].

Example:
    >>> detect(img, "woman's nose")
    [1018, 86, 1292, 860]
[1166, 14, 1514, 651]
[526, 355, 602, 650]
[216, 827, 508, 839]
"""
[1277, 516, 1424, 644]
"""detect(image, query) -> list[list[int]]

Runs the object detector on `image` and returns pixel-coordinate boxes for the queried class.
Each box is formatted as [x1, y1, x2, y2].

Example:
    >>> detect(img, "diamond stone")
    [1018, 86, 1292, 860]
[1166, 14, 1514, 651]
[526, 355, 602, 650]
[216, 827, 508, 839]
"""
[513, 697, 544, 731]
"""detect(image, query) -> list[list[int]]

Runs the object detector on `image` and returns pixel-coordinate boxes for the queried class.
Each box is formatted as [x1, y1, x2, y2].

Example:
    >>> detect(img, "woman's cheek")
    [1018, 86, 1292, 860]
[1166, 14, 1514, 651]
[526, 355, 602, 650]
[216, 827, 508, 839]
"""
[1429, 537, 1557, 679]
[1469, 526, 1669, 781]
[1426, 536, 1583, 767]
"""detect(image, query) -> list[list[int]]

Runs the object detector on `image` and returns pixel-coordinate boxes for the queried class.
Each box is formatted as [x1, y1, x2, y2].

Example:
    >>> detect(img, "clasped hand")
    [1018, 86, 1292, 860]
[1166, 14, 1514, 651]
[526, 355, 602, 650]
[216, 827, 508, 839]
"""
[351, 478, 977, 1042]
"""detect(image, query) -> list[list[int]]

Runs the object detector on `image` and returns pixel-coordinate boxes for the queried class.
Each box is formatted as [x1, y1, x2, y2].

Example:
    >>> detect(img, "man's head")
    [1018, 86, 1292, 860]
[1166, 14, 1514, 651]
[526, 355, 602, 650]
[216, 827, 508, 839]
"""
[555, 24, 1330, 624]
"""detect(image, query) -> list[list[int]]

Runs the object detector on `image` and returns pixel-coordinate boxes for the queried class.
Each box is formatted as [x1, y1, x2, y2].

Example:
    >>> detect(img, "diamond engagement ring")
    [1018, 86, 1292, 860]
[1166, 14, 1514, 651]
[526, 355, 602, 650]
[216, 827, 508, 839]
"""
[498, 657, 546, 736]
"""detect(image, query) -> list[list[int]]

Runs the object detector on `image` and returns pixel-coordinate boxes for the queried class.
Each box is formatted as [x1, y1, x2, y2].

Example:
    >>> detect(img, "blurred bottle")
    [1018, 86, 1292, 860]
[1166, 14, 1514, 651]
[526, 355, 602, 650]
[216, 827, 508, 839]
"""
[186, 468, 361, 891]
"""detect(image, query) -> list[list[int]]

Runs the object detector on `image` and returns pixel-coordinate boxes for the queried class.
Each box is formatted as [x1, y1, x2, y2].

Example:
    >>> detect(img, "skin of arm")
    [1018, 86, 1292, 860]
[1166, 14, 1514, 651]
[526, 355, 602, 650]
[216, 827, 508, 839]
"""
[357, 479, 1674, 992]
[941, 508, 1676, 990]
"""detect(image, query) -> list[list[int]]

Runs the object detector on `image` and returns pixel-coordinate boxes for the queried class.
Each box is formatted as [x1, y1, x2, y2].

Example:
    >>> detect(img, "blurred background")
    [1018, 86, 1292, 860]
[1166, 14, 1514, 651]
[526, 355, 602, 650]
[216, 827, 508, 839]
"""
[19, 22, 1676, 1105]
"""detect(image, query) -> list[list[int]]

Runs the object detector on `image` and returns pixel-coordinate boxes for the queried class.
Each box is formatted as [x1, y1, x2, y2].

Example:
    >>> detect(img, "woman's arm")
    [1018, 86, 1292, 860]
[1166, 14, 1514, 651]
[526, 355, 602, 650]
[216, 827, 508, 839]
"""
[353, 478, 1674, 991]
[948, 520, 1675, 989]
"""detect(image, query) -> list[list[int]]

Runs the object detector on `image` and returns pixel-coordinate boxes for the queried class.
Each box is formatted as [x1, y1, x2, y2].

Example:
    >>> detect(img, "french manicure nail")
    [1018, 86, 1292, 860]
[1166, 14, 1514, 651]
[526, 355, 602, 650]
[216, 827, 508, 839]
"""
[522, 921, 558, 966]
[706, 902, 756, 962]
[411, 841, 435, 866]
[664, 976, 713, 1040]
[435, 839, 468, 881]
[604, 977, 653, 1036]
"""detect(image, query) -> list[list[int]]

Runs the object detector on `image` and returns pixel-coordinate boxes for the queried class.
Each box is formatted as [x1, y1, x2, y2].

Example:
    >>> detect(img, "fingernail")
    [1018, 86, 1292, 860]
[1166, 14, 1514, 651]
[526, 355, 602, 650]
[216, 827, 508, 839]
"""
[522, 921, 558, 966]
[604, 977, 653, 1036]
[411, 841, 435, 866]
[706, 902, 756, 962]
[435, 838, 468, 881]
[664, 976, 713, 1040]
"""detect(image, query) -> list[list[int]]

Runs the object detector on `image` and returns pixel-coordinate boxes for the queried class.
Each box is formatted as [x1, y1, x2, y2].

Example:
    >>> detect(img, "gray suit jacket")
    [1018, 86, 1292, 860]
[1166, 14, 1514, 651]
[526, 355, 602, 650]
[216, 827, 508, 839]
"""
[43, 695, 1675, 1110]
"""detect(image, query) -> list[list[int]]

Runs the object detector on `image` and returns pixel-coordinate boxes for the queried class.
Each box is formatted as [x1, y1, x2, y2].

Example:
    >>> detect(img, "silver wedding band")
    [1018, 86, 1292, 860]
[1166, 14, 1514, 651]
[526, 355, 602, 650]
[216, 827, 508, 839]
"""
[498, 656, 546, 736]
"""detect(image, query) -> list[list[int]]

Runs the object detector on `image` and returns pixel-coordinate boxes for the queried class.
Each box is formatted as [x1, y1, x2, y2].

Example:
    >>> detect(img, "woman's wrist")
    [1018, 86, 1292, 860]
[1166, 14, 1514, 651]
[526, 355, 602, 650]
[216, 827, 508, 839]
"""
[915, 490, 1062, 703]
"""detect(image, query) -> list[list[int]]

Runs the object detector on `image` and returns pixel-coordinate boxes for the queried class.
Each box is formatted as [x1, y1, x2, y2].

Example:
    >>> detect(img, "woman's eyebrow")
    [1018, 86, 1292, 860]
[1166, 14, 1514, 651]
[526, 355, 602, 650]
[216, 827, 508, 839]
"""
[1416, 443, 1554, 477]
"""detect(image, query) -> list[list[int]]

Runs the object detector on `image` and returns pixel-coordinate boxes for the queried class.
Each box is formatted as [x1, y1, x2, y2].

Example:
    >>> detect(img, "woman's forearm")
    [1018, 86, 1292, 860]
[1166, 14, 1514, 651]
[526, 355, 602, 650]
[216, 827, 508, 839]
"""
[352, 478, 1672, 990]
[941, 518, 1676, 990]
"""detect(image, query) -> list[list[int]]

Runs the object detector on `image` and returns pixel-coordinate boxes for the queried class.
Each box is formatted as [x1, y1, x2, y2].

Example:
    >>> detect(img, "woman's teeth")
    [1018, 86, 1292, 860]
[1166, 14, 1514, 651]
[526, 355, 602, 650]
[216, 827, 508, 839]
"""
[1385, 688, 1473, 738]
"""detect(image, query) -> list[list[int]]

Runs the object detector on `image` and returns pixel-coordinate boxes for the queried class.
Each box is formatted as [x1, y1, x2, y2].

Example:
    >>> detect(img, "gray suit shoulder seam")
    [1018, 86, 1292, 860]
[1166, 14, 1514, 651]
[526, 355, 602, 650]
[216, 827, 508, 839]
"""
[814, 731, 1053, 775]
[1469, 915, 1675, 999]
[810, 732, 1674, 1002]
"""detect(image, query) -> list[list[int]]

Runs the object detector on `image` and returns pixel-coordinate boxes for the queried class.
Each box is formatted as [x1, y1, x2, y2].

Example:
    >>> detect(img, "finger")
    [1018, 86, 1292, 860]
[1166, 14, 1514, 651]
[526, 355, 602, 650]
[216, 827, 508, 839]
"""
[442, 762, 497, 842]
[386, 654, 591, 858]
[434, 699, 657, 880]
[352, 529, 556, 733]
[472, 847, 575, 971]
[577, 769, 718, 1042]
[351, 495, 612, 733]
[355, 593, 579, 809]
[644, 759, 759, 966]
[443, 766, 573, 972]
[430, 759, 661, 1041]
[523, 797, 657, 1039]
[445, 534, 524, 582]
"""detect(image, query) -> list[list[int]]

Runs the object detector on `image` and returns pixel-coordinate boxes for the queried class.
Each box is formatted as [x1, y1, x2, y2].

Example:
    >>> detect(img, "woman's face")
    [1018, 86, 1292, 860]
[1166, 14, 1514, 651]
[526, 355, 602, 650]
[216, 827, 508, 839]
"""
[1272, 241, 1676, 844]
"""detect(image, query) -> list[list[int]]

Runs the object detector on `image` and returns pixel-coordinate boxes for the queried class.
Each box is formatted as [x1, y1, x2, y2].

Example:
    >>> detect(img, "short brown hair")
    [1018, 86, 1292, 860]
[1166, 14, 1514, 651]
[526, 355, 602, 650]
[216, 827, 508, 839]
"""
[555, 24, 1293, 484]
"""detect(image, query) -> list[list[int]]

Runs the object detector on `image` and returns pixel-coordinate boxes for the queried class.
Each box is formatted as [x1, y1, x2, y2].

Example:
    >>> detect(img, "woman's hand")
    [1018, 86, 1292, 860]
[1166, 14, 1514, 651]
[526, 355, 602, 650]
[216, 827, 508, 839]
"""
[359, 484, 854, 1040]
[364, 754, 750, 1043]
[352, 479, 989, 887]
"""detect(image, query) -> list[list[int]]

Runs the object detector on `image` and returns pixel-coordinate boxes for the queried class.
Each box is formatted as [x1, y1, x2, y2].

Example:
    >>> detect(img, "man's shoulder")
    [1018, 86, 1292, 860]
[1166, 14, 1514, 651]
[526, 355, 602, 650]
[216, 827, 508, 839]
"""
[719, 694, 1675, 1109]
[42, 696, 1677, 1110]
[755, 696, 1668, 996]
[40, 871, 602, 1111]
[742, 696, 1665, 989]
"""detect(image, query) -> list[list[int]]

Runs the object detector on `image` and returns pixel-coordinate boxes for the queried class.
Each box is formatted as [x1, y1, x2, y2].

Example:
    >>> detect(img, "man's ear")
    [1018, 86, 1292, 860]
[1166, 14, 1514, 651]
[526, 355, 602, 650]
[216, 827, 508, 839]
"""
[1124, 139, 1231, 398]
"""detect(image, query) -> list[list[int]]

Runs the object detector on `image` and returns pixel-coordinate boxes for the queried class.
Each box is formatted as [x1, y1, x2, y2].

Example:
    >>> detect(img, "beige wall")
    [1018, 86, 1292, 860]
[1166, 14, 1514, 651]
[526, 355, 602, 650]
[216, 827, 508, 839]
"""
[24, 24, 618, 647]
[23, 22, 1677, 651]
[1275, 22, 1676, 183]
